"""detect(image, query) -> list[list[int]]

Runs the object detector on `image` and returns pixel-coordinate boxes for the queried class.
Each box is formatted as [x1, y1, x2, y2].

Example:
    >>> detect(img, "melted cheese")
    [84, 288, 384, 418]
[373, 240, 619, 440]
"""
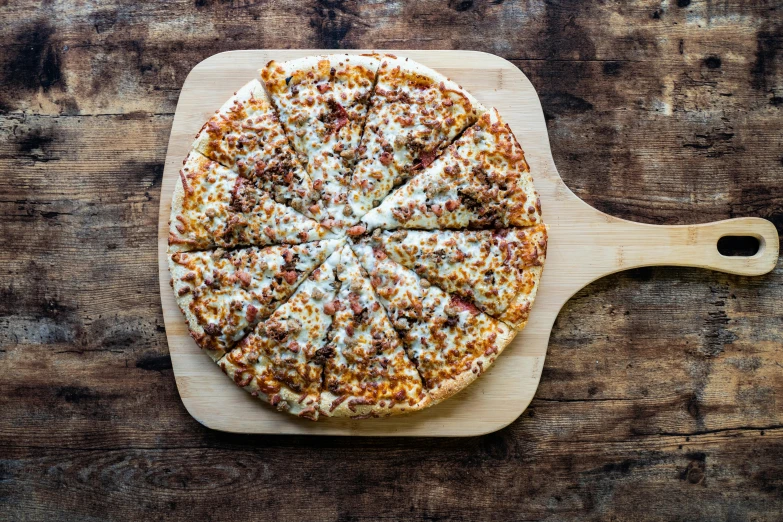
[361, 108, 541, 231]
[218, 249, 343, 420]
[192, 79, 320, 219]
[169, 239, 343, 360]
[262, 55, 380, 227]
[351, 239, 512, 394]
[319, 245, 427, 417]
[347, 57, 485, 220]
[169, 151, 333, 252]
[378, 227, 547, 329]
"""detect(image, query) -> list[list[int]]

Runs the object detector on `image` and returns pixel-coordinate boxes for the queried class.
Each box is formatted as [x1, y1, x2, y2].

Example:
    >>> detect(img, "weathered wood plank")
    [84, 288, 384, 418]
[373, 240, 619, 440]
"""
[0, 0, 781, 519]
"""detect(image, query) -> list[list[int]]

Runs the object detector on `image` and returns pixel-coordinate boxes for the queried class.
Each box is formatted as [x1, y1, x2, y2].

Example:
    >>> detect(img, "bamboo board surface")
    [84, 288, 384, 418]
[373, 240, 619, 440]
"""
[158, 50, 779, 436]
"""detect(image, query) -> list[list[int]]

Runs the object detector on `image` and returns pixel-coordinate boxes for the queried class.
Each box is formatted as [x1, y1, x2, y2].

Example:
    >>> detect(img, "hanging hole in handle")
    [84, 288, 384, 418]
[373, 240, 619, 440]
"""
[717, 235, 761, 257]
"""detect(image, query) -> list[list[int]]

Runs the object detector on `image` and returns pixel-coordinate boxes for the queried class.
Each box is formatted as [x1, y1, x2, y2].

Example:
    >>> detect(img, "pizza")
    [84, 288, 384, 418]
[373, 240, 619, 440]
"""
[350, 238, 515, 402]
[319, 244, 428, 418]
[169, 150, 333, 251]
[168, 54, 548, 421]
[219, 249, 342, 420]
[192, 79, 321, 220]
[169, 239, 342, 360]
[261, 55, 380, 227]
[360, 108, 542, 232]
[347, 56, 485, 223]
[373, 226, 548, 330]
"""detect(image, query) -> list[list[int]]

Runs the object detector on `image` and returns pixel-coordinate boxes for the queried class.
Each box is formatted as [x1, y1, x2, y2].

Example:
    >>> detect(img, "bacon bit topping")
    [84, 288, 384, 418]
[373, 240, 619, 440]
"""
[372, 247, 387, 260]
[347, 397, 373, 412]
[270, 393, 290, 412]
[484, 345, 499, 356]
[206, 120, 221, 134]
[282, 249, 293, 263]
[444, 199, 460, 212]
[263, 226, 276, 240]
[182, 271, 197, 282]
[178, 169, 194, 195]
[431, 204, 443, 217]
[202, 323, 221, 336]
[245, 304, 258, 322]
[236, 271, 252, 287]
[349, 299, 363, 316]
[308, 203, 321, 215]
[177, 287, 190, 296]
[317, 83, 330, 94]
[391, 205, 413, 222]
[346, 324, 355, 337]
[393, 390, 406, 401]
[330, 395, 348, 412]
[449, 296, 480, 316]
[298, 406, 318, 421]
[346, 225, 367, 237]
[282, 270, 298, 285]
[379, 151, 393, 166]
[288, 341, 300, 353]
[233, 371, 252, 388]
[313, 179, 324, 190]
[323, 301, 337, 315]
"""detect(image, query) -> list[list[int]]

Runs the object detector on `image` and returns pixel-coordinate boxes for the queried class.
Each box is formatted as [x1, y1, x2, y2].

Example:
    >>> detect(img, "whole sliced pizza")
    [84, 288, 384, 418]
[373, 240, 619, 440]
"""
[168, 54, 548, 421]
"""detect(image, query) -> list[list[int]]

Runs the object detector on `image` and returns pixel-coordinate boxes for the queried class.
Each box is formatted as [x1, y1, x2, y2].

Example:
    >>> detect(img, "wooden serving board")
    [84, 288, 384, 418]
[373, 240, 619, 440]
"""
[158, 50, 779, 436]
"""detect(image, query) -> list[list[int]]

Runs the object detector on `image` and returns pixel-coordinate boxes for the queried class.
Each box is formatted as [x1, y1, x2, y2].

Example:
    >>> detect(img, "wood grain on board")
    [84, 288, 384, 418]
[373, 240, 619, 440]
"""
[1, 0, 782, 520]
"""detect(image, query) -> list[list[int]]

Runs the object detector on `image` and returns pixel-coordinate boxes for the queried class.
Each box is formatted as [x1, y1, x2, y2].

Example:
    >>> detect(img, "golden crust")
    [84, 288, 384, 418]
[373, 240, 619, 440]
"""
[167, 172, 191, 253]
[168, 253, 225, 361]
[319, 390, 431, 419]
[427, 324, 517, 405]
[219, 353, 322, 418]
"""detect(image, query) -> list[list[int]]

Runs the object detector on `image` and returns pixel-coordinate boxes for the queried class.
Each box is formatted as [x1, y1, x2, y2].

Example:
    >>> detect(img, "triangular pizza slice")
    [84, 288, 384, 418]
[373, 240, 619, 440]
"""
[376, 226, 548, 330]
[360, 108, 542, 232]
[261, 55, 380, 226]
[347, 56, 485, 222]
[218, 248, 342, 420]
[351, 238, 515, 403]
[319, 244, 428, 418]
[168, 151, 333, 252]
[192, 79, 321, 220]
[169, 239, 343, 361]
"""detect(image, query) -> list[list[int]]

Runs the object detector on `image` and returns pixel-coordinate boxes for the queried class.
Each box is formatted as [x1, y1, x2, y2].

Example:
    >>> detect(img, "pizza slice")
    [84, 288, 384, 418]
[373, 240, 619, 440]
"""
[218, 249, 342, 420]
[351, 238, 515, 403]
[346, 56, 485, 223]
[169, 239, 343, 360]
[261, 55, 380, 226]
[360, 108, 542, 232]
[168, 151, 333, 252]
[376, 226, 547, 330]
[192, 79, 321, 220]
[318, 244, 428, 418]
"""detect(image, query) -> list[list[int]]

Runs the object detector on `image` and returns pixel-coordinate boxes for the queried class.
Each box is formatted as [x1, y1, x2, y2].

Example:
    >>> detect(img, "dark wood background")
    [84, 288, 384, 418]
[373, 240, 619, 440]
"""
[1, 1, 781, 520]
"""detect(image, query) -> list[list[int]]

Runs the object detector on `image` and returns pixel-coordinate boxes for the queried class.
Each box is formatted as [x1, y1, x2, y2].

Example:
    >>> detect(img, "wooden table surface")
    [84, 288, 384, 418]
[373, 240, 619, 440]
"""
[1, 1, 781, 520]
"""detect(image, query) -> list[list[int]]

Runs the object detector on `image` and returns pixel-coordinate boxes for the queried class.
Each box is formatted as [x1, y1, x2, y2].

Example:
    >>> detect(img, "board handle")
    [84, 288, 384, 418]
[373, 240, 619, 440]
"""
[608, 217, 779, 276]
